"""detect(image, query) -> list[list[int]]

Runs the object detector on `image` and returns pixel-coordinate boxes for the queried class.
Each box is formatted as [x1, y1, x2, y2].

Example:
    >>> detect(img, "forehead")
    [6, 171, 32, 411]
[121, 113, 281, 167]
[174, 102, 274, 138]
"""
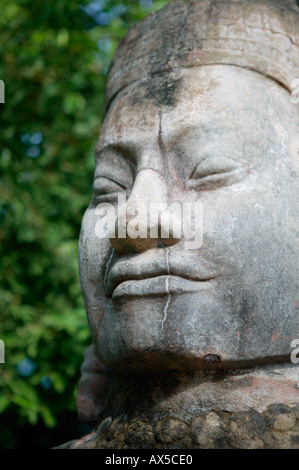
[97, 65, 297, 162]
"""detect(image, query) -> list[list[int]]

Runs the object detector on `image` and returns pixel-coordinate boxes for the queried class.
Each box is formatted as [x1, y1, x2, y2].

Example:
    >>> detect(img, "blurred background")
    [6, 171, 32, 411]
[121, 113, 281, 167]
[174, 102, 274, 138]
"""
[0, 0, 169, 449]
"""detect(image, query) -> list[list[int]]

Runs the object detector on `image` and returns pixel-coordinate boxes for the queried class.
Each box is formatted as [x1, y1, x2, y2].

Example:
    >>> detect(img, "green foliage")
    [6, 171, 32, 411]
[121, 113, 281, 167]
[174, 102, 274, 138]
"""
[0, 0, 169, 437]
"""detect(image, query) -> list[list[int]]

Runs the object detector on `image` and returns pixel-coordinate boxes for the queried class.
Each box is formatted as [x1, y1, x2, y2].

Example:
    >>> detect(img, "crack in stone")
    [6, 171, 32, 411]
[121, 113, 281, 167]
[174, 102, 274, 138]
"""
[158, 110, 171, 186]
[162, 246, 171, 332]
[158, 111, 172, 333]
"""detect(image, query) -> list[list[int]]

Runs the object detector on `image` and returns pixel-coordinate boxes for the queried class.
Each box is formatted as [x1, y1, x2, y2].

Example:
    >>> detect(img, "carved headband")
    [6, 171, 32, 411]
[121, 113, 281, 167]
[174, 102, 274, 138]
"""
[105, 0, 299, 112]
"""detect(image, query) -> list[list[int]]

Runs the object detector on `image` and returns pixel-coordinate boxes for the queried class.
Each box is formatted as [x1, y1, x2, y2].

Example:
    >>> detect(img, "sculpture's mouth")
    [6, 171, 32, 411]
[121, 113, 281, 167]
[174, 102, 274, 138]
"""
[110, 274, 213, 299]
[106, 255, 214, 298]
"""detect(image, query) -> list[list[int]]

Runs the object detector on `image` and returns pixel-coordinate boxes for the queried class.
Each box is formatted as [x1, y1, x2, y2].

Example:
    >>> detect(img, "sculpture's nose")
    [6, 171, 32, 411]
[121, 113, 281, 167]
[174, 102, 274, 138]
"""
[109, 169, 181, 254]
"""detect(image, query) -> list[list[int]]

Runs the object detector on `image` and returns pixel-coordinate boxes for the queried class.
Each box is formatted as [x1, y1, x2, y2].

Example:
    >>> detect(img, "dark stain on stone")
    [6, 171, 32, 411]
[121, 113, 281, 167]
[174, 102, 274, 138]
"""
[204, 354, 221, 363]
[249, 411, 267, 437]
[214, 434, 231, 449]
[240, 291, 251, 327]
[269, 404, 292, 415]
[145, 76, 182, 109]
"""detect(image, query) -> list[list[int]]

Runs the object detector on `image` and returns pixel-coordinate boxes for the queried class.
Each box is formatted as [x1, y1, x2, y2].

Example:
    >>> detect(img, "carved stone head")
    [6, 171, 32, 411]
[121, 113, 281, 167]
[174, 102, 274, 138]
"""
[79, 0, 299, 373]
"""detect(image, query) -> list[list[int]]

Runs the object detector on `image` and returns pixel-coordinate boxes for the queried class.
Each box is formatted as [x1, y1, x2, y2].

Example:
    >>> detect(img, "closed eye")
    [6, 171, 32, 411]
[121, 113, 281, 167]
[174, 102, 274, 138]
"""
[188, 156, 247, 190]
[92, 176, 127, 204]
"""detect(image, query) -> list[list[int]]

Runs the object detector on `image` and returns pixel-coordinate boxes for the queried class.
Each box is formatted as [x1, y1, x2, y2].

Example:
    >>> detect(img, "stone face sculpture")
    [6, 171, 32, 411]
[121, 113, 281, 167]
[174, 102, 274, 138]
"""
[62, 0, 299, 448]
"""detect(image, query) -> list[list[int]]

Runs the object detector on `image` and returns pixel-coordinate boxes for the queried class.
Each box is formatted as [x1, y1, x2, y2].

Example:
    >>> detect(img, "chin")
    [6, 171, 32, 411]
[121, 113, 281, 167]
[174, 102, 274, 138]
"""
[92, 294, 227, 374]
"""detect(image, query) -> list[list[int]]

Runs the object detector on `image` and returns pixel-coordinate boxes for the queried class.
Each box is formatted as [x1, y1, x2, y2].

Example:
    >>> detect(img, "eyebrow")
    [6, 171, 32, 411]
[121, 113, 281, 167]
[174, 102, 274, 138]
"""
[96, 119, 249, 163]
[165, 118, 241, 146]
[95, 125, 208, 159]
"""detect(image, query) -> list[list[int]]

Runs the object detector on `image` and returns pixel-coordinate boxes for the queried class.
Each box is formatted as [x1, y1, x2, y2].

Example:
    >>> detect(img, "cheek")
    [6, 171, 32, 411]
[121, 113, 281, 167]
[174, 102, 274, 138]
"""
[200, 188, 278, 279]
[79, 208, 112, 341]
[199, 193, 246, 273]
[79, 208, 110, 293]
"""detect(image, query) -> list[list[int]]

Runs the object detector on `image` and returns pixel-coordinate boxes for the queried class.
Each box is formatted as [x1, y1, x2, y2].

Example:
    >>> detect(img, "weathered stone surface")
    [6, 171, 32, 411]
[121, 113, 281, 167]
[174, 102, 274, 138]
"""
[57, 365, 299, 449]
[229, 411, 267, 449]
[124, 422, 155, 449]
[58, 401, 299, 449]
[155, 419, 188, 443]
[273, 412, 296, 432]
[79, 0, 299, 375]
[106, 0, 299, 110]
[106, 417, 126, 440]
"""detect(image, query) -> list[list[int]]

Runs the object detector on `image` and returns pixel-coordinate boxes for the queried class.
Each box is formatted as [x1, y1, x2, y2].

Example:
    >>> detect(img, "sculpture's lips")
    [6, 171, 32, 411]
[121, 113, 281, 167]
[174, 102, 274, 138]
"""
[111, 275, 213, 299]
[106, 253, 214, 298]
